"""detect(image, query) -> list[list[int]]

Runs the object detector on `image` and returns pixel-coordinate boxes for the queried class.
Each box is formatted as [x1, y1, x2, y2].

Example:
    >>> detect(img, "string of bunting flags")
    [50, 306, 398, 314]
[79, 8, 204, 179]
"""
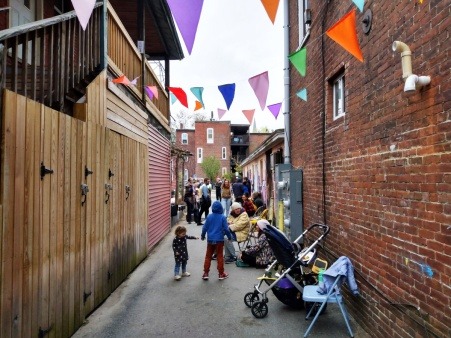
[105, 0, 426, 124]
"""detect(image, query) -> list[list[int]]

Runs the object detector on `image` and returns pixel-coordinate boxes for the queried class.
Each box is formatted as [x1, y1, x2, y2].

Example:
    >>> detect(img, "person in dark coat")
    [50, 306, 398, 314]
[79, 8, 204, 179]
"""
[172, 225, 198, 280]
[215, 177, 222, 201]
[183, 178, 195, 223]
[232, 177, 244, 204]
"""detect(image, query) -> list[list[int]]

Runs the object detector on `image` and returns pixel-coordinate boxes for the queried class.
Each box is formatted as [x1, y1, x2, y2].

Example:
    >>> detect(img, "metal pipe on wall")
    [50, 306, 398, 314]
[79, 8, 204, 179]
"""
[283, 0, 291, 164]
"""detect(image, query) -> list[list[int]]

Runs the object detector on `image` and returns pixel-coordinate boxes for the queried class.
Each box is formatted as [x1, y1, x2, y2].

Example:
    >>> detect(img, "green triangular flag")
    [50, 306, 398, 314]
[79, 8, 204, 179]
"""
[288, 47, 307, 77]
[296, 88, 307, 101]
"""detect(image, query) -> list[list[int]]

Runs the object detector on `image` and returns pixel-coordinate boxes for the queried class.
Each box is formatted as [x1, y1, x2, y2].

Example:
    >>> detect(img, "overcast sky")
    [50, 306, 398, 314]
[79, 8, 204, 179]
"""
[169, 0, 286, 131]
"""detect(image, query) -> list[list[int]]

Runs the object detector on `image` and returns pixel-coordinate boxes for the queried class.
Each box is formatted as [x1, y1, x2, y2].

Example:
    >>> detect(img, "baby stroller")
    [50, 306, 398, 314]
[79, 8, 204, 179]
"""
[243, 223, 330, 318]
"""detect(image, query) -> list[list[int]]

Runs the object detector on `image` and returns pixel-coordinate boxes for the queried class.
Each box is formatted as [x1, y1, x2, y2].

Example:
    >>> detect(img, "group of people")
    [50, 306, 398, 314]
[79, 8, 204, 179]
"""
[174, 177, 274, 281]
[183, 177, 212, 226]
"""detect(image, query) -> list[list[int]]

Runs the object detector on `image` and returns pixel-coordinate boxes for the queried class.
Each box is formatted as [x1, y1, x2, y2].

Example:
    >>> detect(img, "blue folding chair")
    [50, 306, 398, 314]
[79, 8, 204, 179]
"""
[302, 275, 354, 337]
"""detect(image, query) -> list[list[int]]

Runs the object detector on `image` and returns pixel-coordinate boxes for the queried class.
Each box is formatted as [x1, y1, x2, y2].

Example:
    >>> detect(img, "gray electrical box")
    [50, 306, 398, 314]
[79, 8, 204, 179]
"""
[275, 164, 303, 241]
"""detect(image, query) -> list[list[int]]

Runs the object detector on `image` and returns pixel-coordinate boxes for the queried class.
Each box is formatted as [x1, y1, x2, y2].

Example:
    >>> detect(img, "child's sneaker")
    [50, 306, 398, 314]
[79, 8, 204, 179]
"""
[218, 272, 229, 280]
[202, 272, 209, 280]
[174, 275, 181, 281]
[182, 272, 191, 277]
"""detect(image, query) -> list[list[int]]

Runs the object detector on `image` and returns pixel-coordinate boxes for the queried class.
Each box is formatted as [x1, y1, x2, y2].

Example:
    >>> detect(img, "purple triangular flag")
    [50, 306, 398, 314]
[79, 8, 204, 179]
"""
[167, 0, 204, 55]
[218, 108, 227, 120]
[248, 71, 269, 110]
[218, 83, 236, 110]
[267, 102, 282, 119]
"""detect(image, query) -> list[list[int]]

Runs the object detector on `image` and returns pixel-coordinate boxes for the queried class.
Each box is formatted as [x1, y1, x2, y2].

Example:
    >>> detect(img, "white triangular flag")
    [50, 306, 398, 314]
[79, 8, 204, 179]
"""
[71, 0, 96, 31]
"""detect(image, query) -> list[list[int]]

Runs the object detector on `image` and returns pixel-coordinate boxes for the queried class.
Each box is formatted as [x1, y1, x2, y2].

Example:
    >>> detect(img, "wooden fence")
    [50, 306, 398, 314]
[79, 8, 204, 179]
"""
[0, 89, 148, 338]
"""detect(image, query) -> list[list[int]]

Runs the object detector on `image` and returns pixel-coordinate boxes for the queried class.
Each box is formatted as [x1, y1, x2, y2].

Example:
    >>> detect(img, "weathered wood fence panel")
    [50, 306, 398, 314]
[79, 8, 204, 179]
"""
[0, 89, 148, 338]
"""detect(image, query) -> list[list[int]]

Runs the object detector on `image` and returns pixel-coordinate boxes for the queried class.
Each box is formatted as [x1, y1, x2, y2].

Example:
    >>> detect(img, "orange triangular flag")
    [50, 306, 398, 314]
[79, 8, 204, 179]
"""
[326, 9, 363, 62]
[194, 100, 203, 111]
[242, 109, 255, 124]
[112, 75, 131, 85]
[260, 0, 280, 24]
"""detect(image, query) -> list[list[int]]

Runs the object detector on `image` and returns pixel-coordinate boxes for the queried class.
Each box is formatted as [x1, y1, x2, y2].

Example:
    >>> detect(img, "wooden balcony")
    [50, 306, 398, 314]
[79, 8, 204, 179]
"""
[107, 3, 169, 122]
[0, 1, 169, 123]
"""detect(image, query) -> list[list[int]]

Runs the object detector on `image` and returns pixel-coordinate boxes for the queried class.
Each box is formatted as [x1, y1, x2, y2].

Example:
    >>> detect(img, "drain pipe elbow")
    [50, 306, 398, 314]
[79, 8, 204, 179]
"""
[392, 41, 412, 80]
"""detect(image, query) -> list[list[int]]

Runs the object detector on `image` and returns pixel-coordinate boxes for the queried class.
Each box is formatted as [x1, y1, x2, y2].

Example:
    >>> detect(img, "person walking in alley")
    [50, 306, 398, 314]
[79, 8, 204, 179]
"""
[197, 178, 211, 225]
[172, 226, 199, 281]
[201, 201, 232, 280]
[215, 177, 222, 201]
[221, 179, 232, 216]
[183, 178, 195, 224]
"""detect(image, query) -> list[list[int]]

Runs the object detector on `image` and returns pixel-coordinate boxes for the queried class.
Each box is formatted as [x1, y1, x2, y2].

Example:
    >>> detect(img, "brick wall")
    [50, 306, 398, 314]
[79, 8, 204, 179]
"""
[289, 1, 449, 337]
[249, 133, 271, 154]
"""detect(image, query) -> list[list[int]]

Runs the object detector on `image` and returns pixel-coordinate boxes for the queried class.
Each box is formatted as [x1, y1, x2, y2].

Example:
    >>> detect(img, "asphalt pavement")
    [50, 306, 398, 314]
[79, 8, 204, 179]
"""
[73, 200, 370, 338]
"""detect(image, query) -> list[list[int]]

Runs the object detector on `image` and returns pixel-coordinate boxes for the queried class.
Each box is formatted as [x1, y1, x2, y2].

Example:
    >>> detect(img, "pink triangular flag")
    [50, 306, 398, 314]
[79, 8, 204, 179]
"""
[71, 0, 96, 31]
[145, 86, 154, 100]
[267, 102, 282, 119]
[218, 108, 227, 120]
[248, 71, 269, 110]
[147, 86, 158, 99]
[242, 109, 255, 124]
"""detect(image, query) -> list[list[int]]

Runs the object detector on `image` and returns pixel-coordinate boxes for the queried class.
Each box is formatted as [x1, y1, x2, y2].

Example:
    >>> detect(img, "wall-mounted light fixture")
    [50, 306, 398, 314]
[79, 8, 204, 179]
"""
[392, 41, 431, 93]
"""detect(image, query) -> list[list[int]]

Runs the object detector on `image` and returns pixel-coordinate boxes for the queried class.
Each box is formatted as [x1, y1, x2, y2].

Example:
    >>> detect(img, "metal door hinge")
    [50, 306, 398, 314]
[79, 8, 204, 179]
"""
[40, 162, 54, 180]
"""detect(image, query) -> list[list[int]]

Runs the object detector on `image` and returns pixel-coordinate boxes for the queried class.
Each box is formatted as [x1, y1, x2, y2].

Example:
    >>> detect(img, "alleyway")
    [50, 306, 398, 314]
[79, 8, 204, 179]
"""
[73, 202, 370, 338]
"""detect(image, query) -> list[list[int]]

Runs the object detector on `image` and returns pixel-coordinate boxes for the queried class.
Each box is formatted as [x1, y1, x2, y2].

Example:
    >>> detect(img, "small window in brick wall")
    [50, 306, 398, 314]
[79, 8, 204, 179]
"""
[332, 73, 345, 120]
[207, 128, 214, 144]
[222, 147, 227, 159]
[197, 148, 203, 163]
[181, 133, 188, 144]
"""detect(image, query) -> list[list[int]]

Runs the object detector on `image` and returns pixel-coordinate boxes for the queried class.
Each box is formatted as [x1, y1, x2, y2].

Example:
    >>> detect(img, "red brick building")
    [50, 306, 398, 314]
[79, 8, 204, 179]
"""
[289, 1, 449, 337]
[175, 121, 232, 180]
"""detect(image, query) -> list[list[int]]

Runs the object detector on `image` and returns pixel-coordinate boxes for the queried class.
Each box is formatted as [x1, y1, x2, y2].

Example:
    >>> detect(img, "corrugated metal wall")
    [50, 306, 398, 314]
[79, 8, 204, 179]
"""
[147, 124, 171, 250]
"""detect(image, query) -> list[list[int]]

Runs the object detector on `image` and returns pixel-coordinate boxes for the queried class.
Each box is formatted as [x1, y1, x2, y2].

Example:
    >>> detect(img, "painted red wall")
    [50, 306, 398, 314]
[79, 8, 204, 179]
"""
[289, 1, 449, 337]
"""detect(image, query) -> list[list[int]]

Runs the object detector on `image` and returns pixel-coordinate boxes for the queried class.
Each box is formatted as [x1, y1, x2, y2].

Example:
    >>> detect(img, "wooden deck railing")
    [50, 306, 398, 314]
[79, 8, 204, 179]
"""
[107, 3, 169, 121]
[0, 1, 169, 121]
[0, 3, 104, 114]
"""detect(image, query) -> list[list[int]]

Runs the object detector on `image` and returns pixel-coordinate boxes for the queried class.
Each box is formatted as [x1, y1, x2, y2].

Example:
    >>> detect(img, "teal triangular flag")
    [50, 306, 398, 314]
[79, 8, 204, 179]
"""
[296, 88, 307, 101]
[190, 87, 205, 107]
[352, 0, 364, 12]
[170, 92, 177, 104]
[288, 47, 307, 77]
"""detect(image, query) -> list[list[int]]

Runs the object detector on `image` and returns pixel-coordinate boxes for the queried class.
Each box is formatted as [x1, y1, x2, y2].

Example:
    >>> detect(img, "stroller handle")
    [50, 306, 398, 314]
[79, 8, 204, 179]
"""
[306, 223, 330, 236]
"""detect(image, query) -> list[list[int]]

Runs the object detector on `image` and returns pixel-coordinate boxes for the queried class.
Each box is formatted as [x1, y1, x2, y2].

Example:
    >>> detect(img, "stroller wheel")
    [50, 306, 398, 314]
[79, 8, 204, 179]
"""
[244, 292, 260, 308]
[251, 301, 269, 319]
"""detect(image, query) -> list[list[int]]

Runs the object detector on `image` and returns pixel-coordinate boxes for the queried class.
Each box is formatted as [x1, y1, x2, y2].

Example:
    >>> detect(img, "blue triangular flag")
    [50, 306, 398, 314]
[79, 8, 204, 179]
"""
[296, 88, 307, 101]
[218, 83, 236, 110]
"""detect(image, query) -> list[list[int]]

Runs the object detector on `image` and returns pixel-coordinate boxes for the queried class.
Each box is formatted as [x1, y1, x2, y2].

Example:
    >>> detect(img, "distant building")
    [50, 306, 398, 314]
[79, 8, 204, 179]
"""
[175, 121, 257, 180]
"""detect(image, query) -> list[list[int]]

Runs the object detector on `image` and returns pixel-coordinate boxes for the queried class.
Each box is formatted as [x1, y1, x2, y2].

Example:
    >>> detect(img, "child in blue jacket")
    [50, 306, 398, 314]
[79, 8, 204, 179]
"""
[201, 201, 232, 280]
